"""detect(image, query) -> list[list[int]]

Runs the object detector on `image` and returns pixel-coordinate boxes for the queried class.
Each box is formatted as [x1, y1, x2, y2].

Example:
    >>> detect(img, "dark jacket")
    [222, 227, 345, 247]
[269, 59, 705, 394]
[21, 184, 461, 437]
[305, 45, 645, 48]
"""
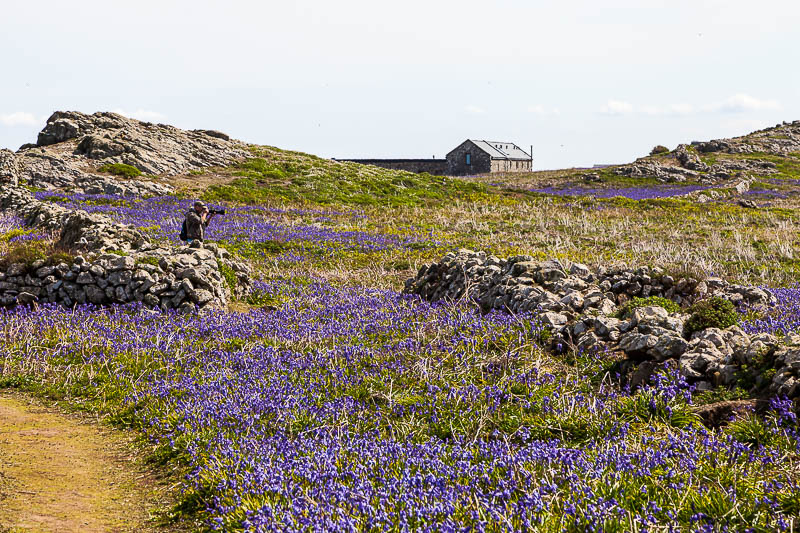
[185, 210, 207, 241]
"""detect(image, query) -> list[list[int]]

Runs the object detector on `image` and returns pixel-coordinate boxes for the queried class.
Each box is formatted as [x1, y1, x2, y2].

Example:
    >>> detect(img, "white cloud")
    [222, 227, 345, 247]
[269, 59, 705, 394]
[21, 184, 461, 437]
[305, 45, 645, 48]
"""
[600, 94, 781, 116]
[527, 105, 560, 115]
[465, 104, 485, 115]
[703, 93, 781, 113]
[640, 103, 695, 116]
[599, 100, 634, 115]
[112, 108, 166, 121]
[0, 111, 40, 126]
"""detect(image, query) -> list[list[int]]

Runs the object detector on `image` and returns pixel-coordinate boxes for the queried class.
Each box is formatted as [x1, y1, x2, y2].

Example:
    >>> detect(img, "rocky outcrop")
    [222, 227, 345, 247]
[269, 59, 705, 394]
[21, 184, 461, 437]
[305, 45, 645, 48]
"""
[1, 111, 250, 196]
[693, 120, 800, 155]
[0, 242, 250, 312]
[32, 111, 249, 175]
[0, 150, 18, 186]
[405, 249, 793, 401]
[7, 149, 172, 197]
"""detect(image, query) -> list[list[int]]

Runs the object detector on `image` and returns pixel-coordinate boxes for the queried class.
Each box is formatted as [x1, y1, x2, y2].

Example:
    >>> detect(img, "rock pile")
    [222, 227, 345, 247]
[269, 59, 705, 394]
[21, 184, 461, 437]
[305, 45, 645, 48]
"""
[0, 242, 250, 312]
[405, 249, 771, 315]
[405, 249, 796, 399]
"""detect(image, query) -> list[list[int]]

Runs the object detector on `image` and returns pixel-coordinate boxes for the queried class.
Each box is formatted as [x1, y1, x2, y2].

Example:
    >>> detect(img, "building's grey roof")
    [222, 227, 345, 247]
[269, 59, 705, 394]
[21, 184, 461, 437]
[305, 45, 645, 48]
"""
[469, 140, 531, 160]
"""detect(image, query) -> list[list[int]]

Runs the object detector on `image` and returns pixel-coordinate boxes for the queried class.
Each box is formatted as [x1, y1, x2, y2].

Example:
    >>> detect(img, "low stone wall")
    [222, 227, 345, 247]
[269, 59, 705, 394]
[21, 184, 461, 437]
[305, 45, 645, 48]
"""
[0, 242, 250, 312]
[405, 249, 771, 315]
[337, 159, 448, 175]
[405, 250, 798, 403]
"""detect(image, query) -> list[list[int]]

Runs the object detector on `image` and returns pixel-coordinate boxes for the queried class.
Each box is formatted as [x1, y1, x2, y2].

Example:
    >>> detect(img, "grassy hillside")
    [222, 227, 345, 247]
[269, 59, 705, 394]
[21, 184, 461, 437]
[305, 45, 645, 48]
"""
[202, 146, 489, 207]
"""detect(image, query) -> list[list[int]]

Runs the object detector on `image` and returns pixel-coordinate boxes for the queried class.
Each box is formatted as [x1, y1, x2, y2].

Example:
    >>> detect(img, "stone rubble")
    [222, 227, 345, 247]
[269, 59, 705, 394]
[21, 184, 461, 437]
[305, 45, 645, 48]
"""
[405, 249, 796, 400]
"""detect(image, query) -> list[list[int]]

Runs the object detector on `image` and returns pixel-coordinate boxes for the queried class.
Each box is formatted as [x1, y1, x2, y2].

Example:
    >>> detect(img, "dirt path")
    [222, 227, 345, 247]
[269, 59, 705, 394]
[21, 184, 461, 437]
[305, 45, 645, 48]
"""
[0, 393, 167, 533]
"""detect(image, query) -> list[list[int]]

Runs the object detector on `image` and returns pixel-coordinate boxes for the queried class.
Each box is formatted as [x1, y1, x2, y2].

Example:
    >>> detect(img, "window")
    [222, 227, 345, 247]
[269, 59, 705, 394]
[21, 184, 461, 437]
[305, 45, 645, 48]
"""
[466, 153, 471, 165]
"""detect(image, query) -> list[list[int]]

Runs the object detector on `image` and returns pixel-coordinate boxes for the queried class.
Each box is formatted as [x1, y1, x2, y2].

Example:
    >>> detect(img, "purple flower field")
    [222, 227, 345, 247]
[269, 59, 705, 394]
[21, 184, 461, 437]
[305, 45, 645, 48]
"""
[2, 279, 799, 531]
[529, 185, 712, 200]
[3, 189, 800, 530]
[35, 192, 437, 253]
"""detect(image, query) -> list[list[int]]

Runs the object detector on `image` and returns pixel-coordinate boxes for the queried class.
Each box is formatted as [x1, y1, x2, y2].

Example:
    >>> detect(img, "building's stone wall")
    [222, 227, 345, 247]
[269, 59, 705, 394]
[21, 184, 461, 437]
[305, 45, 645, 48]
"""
[446, 141, 492, 176]
[490, 159, 532, 173]
[338, 159, 447, 175]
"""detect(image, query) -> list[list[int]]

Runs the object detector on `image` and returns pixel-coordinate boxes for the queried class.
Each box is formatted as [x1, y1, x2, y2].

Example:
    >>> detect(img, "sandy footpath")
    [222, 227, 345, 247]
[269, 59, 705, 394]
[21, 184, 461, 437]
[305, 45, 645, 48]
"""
[0, 393, 161, 533]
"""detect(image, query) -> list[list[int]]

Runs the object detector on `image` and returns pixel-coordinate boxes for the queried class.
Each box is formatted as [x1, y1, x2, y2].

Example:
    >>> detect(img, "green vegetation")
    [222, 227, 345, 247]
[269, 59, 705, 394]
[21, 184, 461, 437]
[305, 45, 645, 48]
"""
[217, 259, 237, 292]
[203, 150, 487, 207]
[98, 163, 143, 178]
[649, 145, 670, 155]
[684, 296, 740, 336]
[135, 256, 160, 267]
[0, 241, 73, 271]
[615, 296, 682, 319]
[0, 228, 35, 242]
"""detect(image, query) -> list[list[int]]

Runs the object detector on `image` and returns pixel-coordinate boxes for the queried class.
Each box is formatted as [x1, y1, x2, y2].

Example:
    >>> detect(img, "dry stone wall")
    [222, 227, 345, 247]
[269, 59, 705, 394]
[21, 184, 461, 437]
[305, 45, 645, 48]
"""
[0, 243, 248, 312]
[405, 250, 798, 401]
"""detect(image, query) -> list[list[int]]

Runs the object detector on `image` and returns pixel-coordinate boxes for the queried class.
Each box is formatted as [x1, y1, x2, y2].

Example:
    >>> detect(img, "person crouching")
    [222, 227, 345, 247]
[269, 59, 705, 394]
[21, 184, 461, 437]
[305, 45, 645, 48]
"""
[182, 200, 217, 244]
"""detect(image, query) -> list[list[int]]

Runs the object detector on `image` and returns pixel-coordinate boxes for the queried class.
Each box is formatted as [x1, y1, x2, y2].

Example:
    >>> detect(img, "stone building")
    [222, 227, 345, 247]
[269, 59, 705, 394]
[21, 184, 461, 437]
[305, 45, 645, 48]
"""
[337, 139, 532, 176]
[446, 140, 532, 176]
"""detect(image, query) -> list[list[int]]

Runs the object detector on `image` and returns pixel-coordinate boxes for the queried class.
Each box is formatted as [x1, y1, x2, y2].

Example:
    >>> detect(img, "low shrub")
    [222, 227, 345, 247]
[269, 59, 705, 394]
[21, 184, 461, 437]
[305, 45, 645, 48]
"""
[97, 163, 142, 178]
[615, 296, 681, 319]
[684, 296, 739, 336]
[217, 260, 237, 293]
[0, 241, 73, 271]
[135, 256, 160, 267]
[650, 145, 670, 156]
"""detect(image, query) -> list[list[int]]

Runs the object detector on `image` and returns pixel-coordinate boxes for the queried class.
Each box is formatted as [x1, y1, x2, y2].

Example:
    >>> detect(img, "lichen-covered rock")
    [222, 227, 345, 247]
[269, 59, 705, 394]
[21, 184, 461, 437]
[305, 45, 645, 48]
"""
[33, 110, 249, 175]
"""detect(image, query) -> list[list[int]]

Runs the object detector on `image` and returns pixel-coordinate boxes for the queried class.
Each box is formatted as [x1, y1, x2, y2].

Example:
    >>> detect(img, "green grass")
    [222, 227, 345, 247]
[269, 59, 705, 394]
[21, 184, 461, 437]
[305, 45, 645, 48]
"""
[98, 163, 143, 178]
[0, 241, 74, 271]
[202, 150, 487, 207]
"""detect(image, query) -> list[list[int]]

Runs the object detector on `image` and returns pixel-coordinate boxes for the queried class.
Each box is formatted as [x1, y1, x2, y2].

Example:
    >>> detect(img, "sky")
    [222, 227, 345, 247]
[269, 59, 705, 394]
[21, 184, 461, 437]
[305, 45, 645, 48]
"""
[1, 0, 798, 169]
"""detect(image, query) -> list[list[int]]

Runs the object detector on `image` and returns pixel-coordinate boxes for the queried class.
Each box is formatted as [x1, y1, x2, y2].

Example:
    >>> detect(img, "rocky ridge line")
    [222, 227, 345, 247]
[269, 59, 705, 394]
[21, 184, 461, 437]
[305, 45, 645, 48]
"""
[1, 111, 250, 196]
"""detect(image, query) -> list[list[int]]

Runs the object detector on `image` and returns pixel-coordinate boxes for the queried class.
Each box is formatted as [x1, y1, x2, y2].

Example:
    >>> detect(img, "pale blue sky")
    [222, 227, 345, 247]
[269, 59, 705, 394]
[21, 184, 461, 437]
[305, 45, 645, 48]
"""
[1, 0, 798, 169]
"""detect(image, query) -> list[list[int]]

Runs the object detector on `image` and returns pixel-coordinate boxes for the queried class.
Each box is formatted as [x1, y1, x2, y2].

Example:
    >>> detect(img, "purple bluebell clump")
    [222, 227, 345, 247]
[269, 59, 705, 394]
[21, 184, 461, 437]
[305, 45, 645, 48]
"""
[0, 213, 51, 242]
[741, 287, 800, 336]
